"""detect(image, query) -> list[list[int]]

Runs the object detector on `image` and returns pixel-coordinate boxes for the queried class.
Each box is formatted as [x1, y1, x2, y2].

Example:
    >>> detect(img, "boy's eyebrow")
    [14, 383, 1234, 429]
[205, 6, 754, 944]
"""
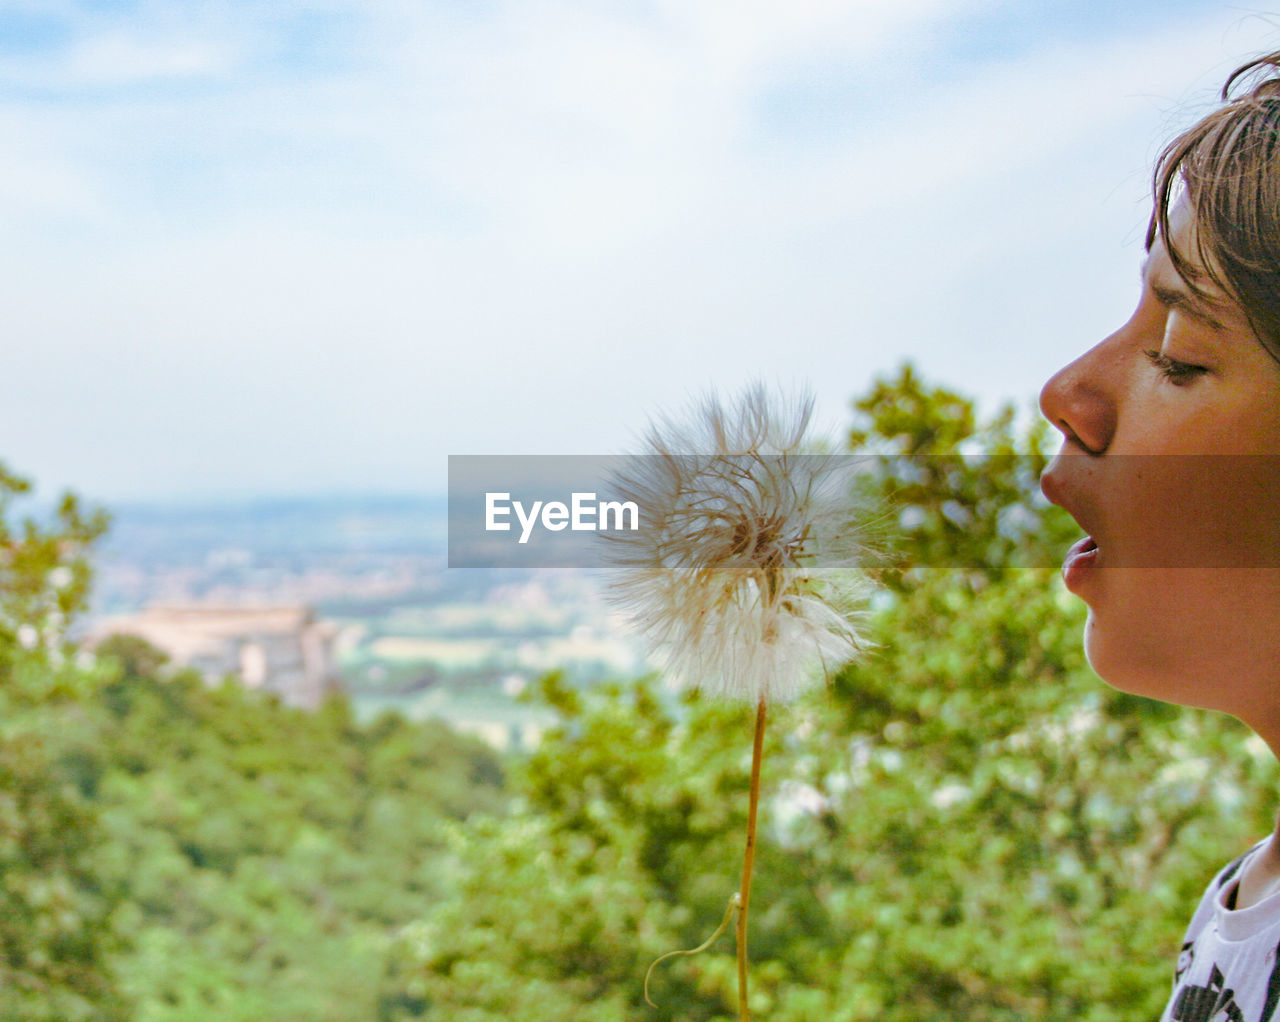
[1151, 283, 1228, 331]
[1140, 259, 1229, 331]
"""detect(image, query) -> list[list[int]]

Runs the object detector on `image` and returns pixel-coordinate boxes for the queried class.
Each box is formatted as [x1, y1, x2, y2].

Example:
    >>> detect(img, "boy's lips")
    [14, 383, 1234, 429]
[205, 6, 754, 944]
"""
[1062, 534, 1099, 589]
[1038, 456, 1074, 513]
[1040, 460, 1103, 585]
[1066, 535, 1098, 559]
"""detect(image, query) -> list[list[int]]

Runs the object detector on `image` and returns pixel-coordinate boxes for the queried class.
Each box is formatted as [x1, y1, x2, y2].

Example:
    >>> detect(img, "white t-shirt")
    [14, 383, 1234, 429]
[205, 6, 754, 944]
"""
[1161, 839, 1280, 1022]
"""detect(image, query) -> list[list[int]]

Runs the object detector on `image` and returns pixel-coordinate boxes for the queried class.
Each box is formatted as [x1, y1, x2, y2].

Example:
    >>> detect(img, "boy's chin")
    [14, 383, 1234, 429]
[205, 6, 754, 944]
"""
[1083, 618, 1203, 711]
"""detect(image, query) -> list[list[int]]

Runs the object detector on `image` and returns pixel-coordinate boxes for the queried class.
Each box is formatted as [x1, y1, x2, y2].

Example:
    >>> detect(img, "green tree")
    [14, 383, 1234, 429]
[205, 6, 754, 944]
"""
[87, 646, 508, 1022]
[0, 464, 124, 1022]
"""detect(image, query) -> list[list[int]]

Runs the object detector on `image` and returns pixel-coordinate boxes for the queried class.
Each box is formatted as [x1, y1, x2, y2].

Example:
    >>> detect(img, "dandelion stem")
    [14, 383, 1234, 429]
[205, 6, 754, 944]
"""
[737, 697, 767, 1022]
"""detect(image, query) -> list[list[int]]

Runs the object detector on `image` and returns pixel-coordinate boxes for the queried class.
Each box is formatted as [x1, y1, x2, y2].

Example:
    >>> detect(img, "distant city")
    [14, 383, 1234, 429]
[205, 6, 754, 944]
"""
[86, 495, 647, 749]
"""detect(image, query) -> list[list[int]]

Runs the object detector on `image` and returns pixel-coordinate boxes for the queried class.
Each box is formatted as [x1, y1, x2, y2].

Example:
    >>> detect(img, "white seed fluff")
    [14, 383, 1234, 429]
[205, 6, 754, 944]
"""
[605, 384, 868, 704]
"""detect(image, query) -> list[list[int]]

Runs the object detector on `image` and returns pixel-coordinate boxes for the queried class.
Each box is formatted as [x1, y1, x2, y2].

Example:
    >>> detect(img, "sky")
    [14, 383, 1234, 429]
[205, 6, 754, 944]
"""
[0, 0, 1274, 504]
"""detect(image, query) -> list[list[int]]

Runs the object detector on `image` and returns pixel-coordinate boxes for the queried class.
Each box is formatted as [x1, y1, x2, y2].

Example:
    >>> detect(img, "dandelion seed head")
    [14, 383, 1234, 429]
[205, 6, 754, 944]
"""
[606, 383, 869, 705]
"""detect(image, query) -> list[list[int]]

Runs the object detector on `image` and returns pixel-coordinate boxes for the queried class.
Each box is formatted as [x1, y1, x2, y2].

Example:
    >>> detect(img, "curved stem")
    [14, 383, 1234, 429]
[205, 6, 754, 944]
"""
[643, 892, 739, 1008]
[737, 698, 767, 1022]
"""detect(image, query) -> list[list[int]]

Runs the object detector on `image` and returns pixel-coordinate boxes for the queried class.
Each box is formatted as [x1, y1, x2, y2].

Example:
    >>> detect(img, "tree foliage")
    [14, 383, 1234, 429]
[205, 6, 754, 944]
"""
[0, 465, 123, 1022]
[89, 655, 507, 1022]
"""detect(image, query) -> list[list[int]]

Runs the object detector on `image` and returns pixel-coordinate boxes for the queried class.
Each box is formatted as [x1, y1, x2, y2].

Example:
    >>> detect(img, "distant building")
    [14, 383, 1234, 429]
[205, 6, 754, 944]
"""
[88, 604, 340, 710]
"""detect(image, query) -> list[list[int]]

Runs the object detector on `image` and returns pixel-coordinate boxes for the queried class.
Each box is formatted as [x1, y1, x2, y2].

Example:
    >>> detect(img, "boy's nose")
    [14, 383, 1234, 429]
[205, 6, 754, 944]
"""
[1038, 338, 1118, 455]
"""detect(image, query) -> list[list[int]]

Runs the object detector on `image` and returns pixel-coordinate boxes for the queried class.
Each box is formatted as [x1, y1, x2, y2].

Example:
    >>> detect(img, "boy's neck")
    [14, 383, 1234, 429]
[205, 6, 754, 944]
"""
[1234, 827, 1280, 911]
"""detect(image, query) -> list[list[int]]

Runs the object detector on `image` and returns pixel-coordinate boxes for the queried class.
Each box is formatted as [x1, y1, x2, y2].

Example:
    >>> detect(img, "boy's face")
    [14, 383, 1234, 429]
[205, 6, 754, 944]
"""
[1039, 196, 1280, 736]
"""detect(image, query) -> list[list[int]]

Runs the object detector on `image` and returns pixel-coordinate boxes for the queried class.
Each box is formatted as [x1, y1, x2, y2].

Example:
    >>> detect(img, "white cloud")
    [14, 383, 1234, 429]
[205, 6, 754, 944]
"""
[0, 1, 1272, 498]
[0, 113, 102, 218]
[63, 31, 232, 84]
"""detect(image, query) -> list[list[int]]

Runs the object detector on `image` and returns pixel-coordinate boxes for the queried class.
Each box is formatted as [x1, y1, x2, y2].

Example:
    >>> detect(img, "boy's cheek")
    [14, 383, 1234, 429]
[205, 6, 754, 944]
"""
[1101, 455, 1280, 568]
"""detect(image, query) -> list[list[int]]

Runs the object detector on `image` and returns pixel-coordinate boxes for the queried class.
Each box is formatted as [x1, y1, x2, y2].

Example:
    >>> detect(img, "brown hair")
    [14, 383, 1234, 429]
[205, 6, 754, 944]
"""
[1149, 51, 1280, 362]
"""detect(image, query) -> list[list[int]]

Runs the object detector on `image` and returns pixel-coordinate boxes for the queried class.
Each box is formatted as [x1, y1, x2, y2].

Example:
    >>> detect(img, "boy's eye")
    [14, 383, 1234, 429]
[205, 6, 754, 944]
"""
[1144, 348, 1207, 385]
